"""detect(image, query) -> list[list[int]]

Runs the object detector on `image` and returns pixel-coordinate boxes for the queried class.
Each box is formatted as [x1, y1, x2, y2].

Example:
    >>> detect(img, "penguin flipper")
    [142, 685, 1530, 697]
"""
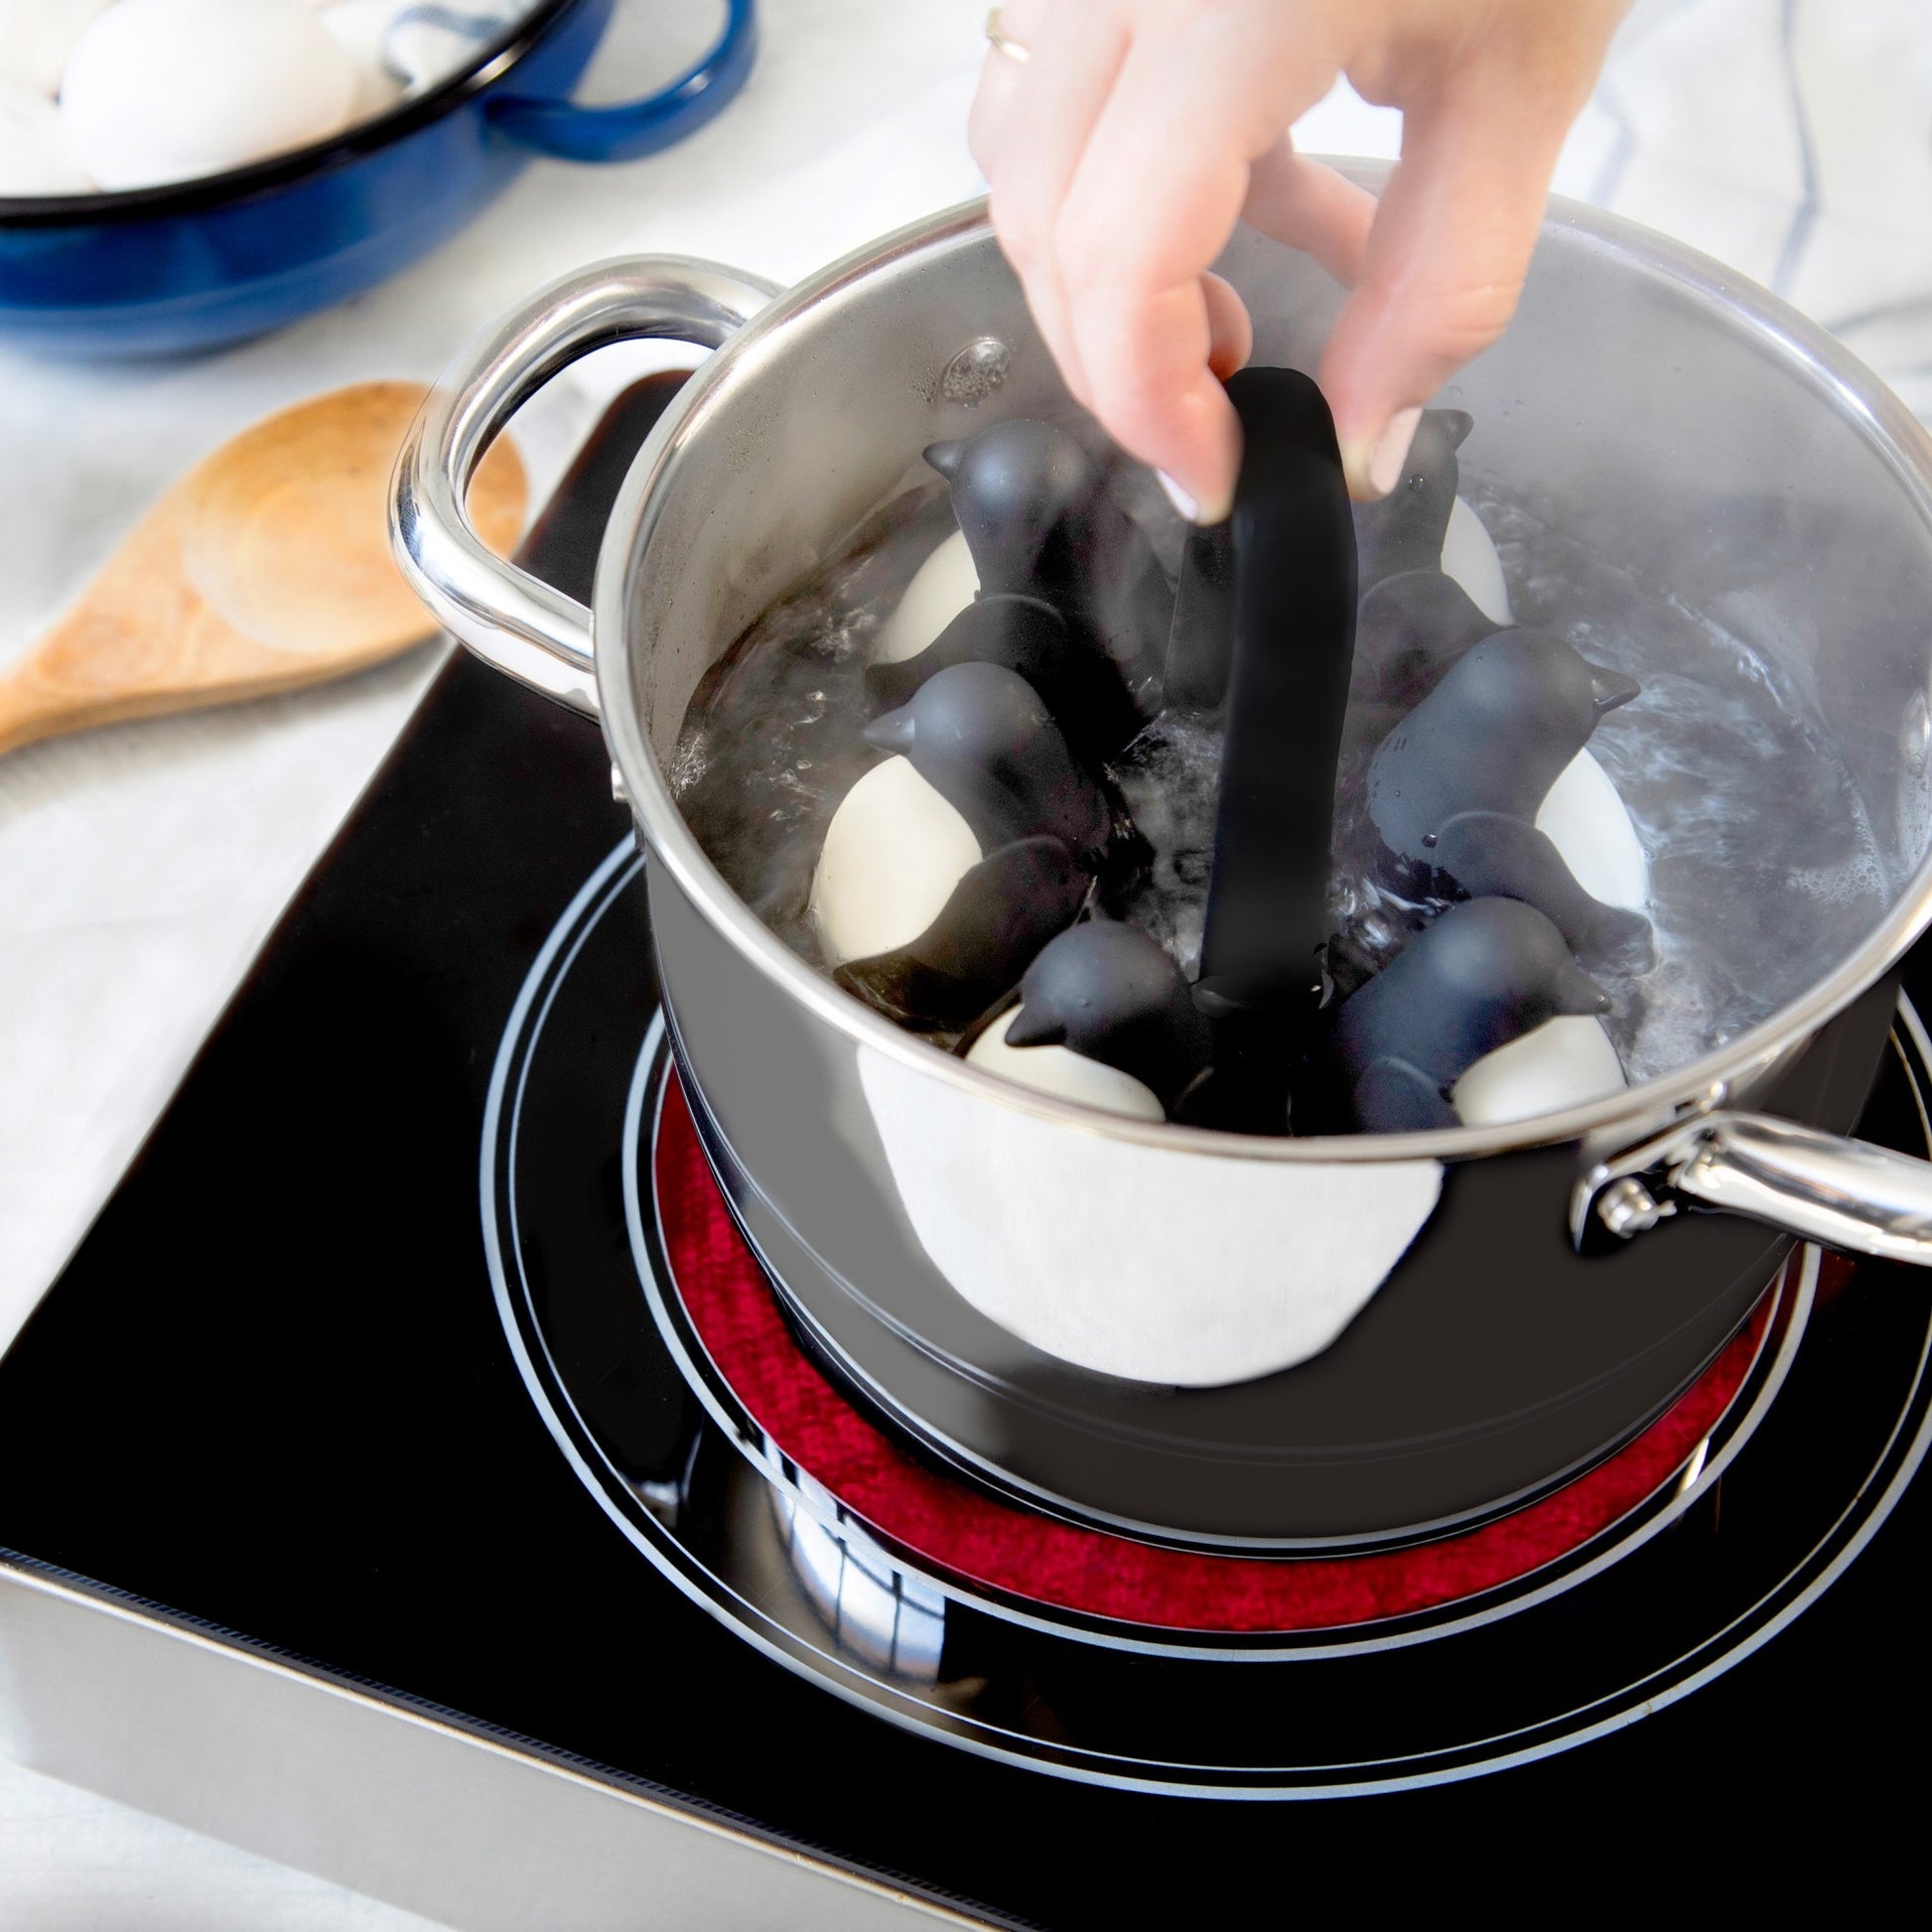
[1350, 1057, 1458, 1134]
[864, 662, 1115, 864]
[1433, 812, 1654, 973]
[833, 836, 1089, 1032]
[1352, 568, 1500, 709]
[866, 595, 1067, 711]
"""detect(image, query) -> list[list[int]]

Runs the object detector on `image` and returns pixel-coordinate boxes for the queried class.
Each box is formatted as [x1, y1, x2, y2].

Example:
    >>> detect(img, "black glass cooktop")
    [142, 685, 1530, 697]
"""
[2, 377, 1926, 1922]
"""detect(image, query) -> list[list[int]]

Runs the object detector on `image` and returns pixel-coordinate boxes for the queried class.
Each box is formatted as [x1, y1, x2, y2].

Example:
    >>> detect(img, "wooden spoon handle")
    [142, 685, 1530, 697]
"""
[0, 669, 74, 759]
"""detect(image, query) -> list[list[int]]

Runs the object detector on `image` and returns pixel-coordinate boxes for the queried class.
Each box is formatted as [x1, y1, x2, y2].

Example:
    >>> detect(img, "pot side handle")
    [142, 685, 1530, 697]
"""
[391, 256, 779, 719]
[1575, 1107, 1932, 1265]
[487, 0, 759, 165]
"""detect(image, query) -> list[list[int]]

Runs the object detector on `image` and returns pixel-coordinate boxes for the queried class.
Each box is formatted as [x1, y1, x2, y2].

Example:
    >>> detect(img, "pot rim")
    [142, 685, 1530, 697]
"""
[0, 0, 580, 226]
[597, 186, 1932, 1167]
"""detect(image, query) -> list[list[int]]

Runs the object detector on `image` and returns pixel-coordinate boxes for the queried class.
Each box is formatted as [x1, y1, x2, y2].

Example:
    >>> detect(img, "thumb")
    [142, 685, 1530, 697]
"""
[1319, 79, 1572, 499]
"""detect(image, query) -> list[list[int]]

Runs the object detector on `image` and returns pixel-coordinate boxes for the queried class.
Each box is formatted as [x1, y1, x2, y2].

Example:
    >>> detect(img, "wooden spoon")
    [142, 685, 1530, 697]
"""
[0, 381, 525, 758]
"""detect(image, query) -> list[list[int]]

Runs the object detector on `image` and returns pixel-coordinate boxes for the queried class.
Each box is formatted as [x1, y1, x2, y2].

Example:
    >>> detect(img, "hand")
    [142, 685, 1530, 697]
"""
[970, 0, 1628, 513]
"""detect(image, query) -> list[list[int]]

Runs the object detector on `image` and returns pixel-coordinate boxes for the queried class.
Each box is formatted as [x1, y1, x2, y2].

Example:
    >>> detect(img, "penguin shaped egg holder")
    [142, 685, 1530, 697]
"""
[805, 373, 1654, 1136]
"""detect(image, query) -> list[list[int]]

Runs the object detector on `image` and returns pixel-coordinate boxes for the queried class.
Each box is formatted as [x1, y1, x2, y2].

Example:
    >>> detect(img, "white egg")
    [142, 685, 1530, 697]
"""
[1441, 494, 1648, 917]
[967, 1009, 1166, 1122]
[0, 77, 89, 191]
[1536, 749, 1650, 911]
[0, 0, 108, 97]
[1452, 1015, 1626, 1128]
[61, 0, 359, 192]
[1437, 496, 1650, 923]
[874, 527, 978, 666]
[1440, 494, 1513, 625]
[809, 756, 981, 968]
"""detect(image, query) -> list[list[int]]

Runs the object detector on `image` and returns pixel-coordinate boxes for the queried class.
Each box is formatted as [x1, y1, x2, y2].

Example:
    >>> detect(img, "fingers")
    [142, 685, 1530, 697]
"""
[974, 3, 1605, 516]
[966, 46, 1022, 178]
[1242, 138, 1378, 290]
[1200, 271, 1253, 381]
[1320, 71, 1576, 498]
[1052, 28, 1337, 519]
[974, 4, 1132, 408]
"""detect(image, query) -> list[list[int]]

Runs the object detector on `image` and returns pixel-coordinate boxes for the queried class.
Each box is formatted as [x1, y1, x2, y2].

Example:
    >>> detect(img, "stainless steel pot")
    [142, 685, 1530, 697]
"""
[395, 188, 1932, 1541]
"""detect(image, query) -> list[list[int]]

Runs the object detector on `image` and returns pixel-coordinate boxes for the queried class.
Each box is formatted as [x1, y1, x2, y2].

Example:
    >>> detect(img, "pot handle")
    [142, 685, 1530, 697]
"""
[391, 256, 780, 719]
[1574, 1103, 1932, 1264]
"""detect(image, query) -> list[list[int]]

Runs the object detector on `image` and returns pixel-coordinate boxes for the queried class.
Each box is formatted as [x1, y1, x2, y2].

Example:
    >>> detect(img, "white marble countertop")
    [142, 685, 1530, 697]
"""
[4, 0, 1931, 1923]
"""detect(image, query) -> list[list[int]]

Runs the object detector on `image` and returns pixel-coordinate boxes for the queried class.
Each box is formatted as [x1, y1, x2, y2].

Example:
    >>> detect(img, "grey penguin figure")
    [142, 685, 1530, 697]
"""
[1314, 897, 1612, 1133]
[865, 592, 1142, 762]
[1352, 407, 1472, 593]
[836, 836, 1090, 1033]
[1003, 920, 1215, 1115]
[1366, 628, 1651, 967]
[863, 659, 1117, 870]
[924, 420, 1172, 727]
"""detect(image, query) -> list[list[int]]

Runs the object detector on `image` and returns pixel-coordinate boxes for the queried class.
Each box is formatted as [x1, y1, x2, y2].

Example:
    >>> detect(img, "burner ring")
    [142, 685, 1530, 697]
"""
[633, 1025, 1805, 1648]
[485, 841, 1932, 1795]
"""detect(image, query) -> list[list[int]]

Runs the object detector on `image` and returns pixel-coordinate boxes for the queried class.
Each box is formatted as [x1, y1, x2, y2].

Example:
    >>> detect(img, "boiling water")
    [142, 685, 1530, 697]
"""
[1482, 486, 1888, 1080]
[674, 480, 1890, 1093]
[672, 494, 956, 957]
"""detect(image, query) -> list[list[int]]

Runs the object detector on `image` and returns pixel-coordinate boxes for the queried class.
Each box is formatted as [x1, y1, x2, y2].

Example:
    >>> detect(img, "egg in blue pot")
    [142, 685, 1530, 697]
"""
[59, 0, 362, 190]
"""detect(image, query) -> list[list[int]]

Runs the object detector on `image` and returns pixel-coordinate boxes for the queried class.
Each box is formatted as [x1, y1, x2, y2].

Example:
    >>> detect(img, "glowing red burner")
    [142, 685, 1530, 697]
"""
[655, 1078, 1768, 1634]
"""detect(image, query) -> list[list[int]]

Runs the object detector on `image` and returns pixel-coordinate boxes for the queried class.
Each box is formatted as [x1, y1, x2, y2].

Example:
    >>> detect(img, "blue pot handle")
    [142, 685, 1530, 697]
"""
[487, 0, 758, 163]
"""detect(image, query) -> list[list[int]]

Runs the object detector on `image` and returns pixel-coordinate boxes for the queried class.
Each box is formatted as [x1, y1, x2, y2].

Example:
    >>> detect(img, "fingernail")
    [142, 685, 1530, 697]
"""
[1156, 470, 1199, 522]
[1355, 406, 1424, 501]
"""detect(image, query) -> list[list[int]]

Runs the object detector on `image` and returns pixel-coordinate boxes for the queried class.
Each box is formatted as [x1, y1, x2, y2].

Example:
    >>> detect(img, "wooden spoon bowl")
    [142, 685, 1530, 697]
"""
[0, 381, 525, 757]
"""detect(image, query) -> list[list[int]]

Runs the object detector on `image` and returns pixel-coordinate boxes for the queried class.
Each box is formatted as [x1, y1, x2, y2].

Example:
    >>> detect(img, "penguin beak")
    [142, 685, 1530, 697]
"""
[923, 439, 964, 480]
[1438, 408, 1475, 450]
[1003, 1005, 1066, 1048]
[1554, 958, 1613, 1018]
[863, 706, 915, 754]
[1587, 665, 1641, 716]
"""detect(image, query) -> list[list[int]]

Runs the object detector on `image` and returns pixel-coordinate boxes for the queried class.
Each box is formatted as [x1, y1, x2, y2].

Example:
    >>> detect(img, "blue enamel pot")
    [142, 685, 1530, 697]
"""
[0, 0, 757, 355]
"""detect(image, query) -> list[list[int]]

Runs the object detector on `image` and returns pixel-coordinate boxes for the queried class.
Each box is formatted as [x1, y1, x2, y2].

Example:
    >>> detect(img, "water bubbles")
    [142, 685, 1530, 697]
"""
[1109, 710, 1225, 979]
[668, 727, 707, 798]
[1904, 688, 1930, 773]
[677, 476, 1890, 1096]
[1472, 483, 1888, 1081]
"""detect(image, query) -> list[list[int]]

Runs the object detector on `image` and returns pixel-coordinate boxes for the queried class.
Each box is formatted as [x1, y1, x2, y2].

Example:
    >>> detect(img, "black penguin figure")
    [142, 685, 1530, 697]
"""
[863, 660, 1116, 870]
[865, 592, 1143, 763]
[1366, 629, 1652, 967]
[1002, 920, 1216, 1116]
[836, 836, 1090, 1033]
[1351, 567, 1500, 712]
[1311, 897, 1611, 1134]
[1351, 407, 1473, 593]
[924, 420, 1172, 730]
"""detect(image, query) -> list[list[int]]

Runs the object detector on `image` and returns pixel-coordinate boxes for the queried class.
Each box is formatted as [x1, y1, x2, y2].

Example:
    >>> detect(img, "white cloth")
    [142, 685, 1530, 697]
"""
[3, 0, 1932, 1919]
